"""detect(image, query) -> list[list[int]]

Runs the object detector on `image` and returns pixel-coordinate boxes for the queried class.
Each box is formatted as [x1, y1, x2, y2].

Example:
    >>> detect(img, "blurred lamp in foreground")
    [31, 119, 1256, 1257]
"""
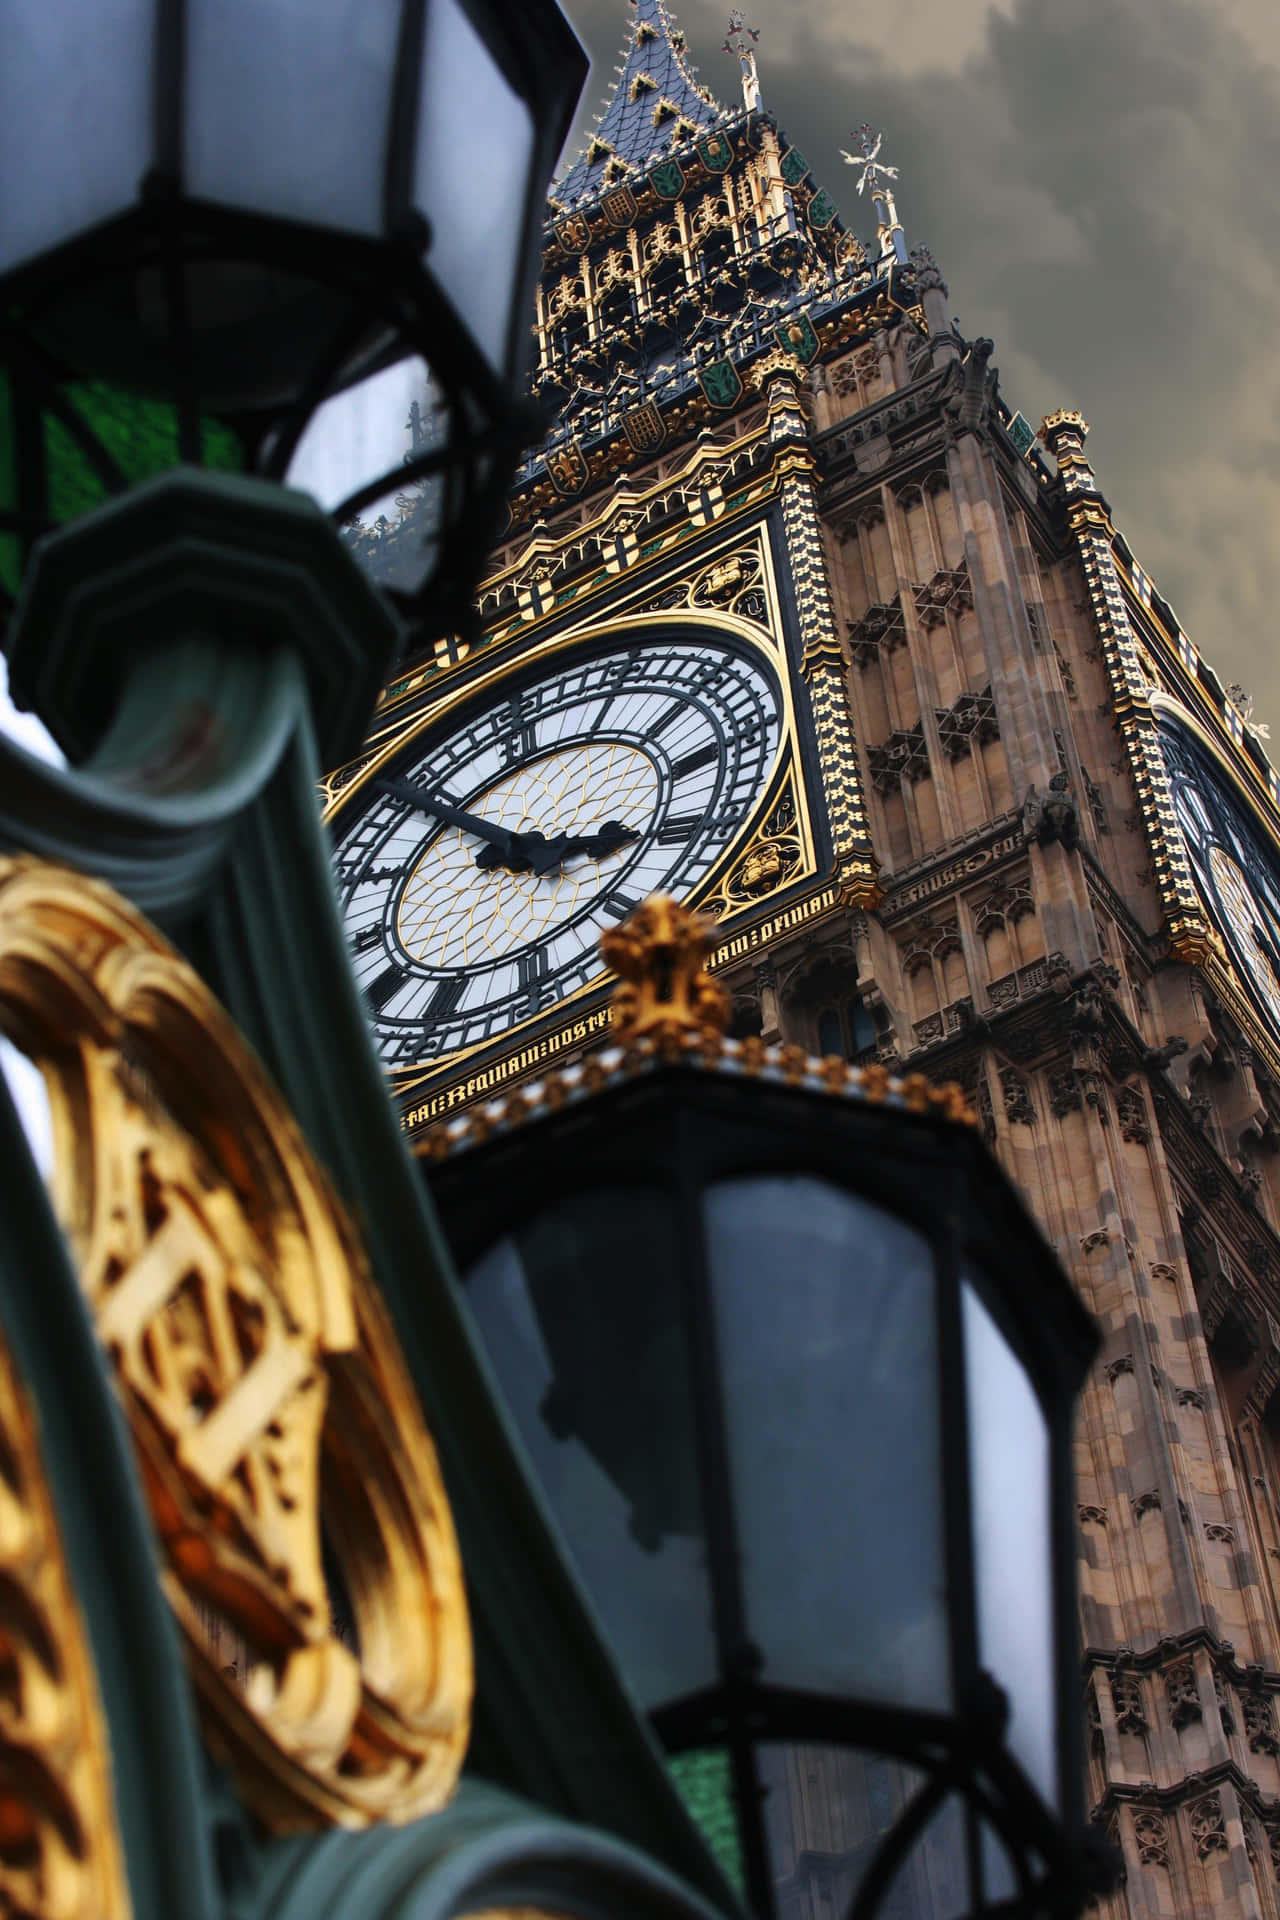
[0, 0, 586, 637]
[423, 898, 1103, 1920]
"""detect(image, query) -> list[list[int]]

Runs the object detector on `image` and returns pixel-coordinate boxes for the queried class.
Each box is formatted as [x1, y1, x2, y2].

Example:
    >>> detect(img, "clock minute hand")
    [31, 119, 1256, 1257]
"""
[375, 775, 534, 872]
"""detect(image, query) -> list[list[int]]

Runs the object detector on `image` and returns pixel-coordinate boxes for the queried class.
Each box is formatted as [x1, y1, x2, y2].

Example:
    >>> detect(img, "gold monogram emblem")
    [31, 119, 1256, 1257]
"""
[0, 860, 470, 1828]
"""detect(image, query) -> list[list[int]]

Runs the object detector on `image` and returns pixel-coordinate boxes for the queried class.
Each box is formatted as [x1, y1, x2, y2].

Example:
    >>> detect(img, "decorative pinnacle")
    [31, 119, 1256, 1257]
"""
[601, 895, 729, 1042]
[723, 10, 762, 110]
[841, 123, 908, 265]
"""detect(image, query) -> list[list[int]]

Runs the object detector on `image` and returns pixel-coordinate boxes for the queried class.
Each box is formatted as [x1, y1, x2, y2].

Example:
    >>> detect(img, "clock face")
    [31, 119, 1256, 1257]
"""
[1162, 716, 1280, 1033]
[330, 633, 784, 1067]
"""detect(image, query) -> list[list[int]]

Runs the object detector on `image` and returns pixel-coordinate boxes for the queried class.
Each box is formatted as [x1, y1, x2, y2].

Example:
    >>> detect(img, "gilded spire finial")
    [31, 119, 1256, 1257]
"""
[841, 122, 908, 266]
[723, 10, 762, 111]
[601, 895, 729, 1042]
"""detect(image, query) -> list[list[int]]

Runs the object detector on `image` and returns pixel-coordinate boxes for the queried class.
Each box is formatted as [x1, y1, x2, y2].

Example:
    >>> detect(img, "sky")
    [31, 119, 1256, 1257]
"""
[558, 0, 1280, 729]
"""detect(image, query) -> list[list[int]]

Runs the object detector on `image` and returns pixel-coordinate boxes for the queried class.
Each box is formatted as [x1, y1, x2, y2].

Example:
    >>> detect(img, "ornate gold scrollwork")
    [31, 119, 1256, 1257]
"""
[0, 859, 471, 1829]
[0, 1307, 132, 1917]
[700, 774, 803, 918]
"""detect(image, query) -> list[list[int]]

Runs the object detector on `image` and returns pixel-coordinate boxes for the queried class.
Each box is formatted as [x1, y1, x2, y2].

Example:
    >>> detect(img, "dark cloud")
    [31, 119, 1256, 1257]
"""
[557, 0, 1280, 722]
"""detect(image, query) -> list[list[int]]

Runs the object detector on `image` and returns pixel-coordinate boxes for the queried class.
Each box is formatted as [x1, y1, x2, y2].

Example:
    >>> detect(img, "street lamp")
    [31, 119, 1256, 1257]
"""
[423, 899, 1102, 1920]
[0, 0, 586, 643]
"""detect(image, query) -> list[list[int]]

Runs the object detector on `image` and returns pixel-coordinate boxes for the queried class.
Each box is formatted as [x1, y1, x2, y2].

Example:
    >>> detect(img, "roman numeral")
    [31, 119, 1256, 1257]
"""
[518, 950, 549, 989]
[600, 891, 640, 921]
[350, 923, 382, 953]
[657, 812, 705, 845]
[364, 962, 407, 1012]
[671, 743, 719, 780]
[649, 702, 685, 738]
[427, 976, 465, 1018]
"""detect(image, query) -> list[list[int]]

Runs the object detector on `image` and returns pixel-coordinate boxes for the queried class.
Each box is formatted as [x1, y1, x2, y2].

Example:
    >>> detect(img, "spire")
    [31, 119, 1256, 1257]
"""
[841, 123, 908, 265]
[722, 10, 762, 113]
[551, 0, 731, 211]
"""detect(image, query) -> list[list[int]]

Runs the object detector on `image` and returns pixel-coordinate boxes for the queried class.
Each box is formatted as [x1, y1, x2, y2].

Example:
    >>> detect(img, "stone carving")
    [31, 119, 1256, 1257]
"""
[909, 243, 946, 293]
[1050, 1067, 1084, 1118]
[1177, 1387, 1206, 1410]
[1111, 1671, 1148, 1736]
[1189, 1791, 1228, 1859]
[0, 859, 472, 1828]
[1213, 1669, 1236, 1732]
[868, 720, 929, 790]
[1022, 772, 1080, 853]
[1166, 1657, 1202, 1730]
[847, 595, 906, 664]
[1117, 1086, 1150, 1144]
[1078, 1504, 1108, 1525]
[1000, 1067, 1035, 1125]
[1106, 1354, 1135, 1383]
[915, 565, 973, 631]
[1205, 1522, 1236, 1543]
[1245, 1687, 1280, 1755]
[1134, 1809, 1169, 1868]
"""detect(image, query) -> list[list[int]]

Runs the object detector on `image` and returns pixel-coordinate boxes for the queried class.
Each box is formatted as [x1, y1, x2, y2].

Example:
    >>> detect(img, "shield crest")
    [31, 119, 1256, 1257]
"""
[649, 157, 685, 200]
[780, 146, 809, 186]
[697, 131, 734, 173]
[623, 402, 666, 452]
[602, 185, 639, 228]
[553, 213, 590, 255]
[774, 311, 820, 365]
[545, 441, 589, 496]
[807, 189, 837, 230]
[699, 358, 743, 410]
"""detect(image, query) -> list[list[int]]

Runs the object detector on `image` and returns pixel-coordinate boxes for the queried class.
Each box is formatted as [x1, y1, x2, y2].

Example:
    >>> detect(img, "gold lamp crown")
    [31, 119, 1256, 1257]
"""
[600, 894, 729, 1042]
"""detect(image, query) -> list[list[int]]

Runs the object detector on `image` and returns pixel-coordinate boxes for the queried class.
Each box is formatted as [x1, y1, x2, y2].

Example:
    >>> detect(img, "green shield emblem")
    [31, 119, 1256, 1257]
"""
[649, 158, 685, 199]
[699, 358, 742, 410]
[774, 312, 820, 365]
[807, 190, 837, 230]
[780, 146, 808, 186]
[697, 132, 734, 173]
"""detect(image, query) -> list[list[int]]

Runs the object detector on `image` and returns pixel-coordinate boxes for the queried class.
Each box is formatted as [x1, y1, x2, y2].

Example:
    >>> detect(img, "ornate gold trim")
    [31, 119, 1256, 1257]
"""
[0, 1307, 132, 1916]
[0, 859, 471, 1829]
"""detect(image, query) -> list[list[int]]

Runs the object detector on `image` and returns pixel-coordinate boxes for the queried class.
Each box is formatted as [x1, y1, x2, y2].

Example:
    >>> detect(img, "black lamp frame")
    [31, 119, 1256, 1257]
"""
[0, 0, 585, 641]
[429, 1068, 1101, 1920]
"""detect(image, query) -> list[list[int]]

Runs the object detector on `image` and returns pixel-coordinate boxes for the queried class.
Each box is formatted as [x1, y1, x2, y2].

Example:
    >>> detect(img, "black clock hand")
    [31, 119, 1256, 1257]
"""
[375, 775, 536, 872]
[527, 820, 641, 876]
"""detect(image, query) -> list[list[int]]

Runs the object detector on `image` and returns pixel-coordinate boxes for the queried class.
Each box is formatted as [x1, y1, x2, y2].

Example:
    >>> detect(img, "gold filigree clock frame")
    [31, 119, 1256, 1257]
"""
[0, 859, 471, 1830]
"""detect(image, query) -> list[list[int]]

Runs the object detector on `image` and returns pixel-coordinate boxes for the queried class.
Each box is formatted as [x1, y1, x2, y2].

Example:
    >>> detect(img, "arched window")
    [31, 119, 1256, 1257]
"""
[817, 1009, 843, 1058]
[847, 998, 876, 1055]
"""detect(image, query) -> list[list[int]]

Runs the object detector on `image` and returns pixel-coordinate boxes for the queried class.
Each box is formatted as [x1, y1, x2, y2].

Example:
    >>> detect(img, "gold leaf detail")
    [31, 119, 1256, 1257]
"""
[0, 859, 471, 1829]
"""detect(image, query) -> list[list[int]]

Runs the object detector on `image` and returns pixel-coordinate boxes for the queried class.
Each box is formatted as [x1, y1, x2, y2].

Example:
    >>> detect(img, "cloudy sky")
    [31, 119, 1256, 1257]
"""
[558, 0, 1280, 725]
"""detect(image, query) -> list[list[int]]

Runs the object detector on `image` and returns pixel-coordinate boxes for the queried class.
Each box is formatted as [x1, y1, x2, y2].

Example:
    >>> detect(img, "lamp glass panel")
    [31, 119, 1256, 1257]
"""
[414, 0, 535, 373]
[464, 1187, 717, 1709]
[703, 1175, 950, 1712]
[184, 0, 400, 236]
[759, 1744, 935, 1920]
[875, 1794, 972, 1920]
[287, 355, 444, 590]
[0, 0, 152, 276]
[962, 1275, 1056, 1809]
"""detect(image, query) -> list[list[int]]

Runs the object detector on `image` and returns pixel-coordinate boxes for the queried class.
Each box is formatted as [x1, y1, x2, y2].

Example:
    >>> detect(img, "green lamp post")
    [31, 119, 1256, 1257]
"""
[0, 8, 762, 1920]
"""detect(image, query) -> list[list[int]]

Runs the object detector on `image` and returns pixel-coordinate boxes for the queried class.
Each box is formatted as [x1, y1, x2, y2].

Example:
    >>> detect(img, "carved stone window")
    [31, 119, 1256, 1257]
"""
[1244, 1686, 1280, 1755]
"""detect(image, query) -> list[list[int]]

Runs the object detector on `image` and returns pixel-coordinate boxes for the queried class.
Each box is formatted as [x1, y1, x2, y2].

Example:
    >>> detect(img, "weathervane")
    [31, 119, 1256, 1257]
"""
[841, 122, 908, 265]
[723, 10, 761, 111]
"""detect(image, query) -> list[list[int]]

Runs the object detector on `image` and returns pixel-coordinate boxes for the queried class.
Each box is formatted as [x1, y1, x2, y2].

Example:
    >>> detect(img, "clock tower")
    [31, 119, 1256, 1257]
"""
[327, 5, 1280, 1916]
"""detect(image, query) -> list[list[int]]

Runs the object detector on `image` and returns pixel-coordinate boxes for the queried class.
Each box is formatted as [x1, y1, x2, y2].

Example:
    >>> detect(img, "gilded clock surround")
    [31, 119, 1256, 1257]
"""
[328, 511, 854, 1120]
[0, 859, 471, 1831]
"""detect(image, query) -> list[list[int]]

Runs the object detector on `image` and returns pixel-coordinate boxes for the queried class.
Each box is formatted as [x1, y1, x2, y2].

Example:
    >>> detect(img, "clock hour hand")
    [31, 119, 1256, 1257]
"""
[526, 820, 641, 876]
[375, 775, 536, 872]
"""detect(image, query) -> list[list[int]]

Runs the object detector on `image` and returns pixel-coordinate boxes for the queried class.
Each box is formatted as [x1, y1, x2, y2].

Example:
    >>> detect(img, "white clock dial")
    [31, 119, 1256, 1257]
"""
[330, 634, 784, 1066]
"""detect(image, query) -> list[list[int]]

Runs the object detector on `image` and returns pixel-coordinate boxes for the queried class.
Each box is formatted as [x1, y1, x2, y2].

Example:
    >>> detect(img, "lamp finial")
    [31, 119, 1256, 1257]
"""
[601, 895, 729, 1042]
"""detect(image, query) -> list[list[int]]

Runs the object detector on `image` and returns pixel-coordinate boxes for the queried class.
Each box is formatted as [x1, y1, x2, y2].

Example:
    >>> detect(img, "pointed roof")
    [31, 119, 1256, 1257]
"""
[552, 0, 732, 211]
